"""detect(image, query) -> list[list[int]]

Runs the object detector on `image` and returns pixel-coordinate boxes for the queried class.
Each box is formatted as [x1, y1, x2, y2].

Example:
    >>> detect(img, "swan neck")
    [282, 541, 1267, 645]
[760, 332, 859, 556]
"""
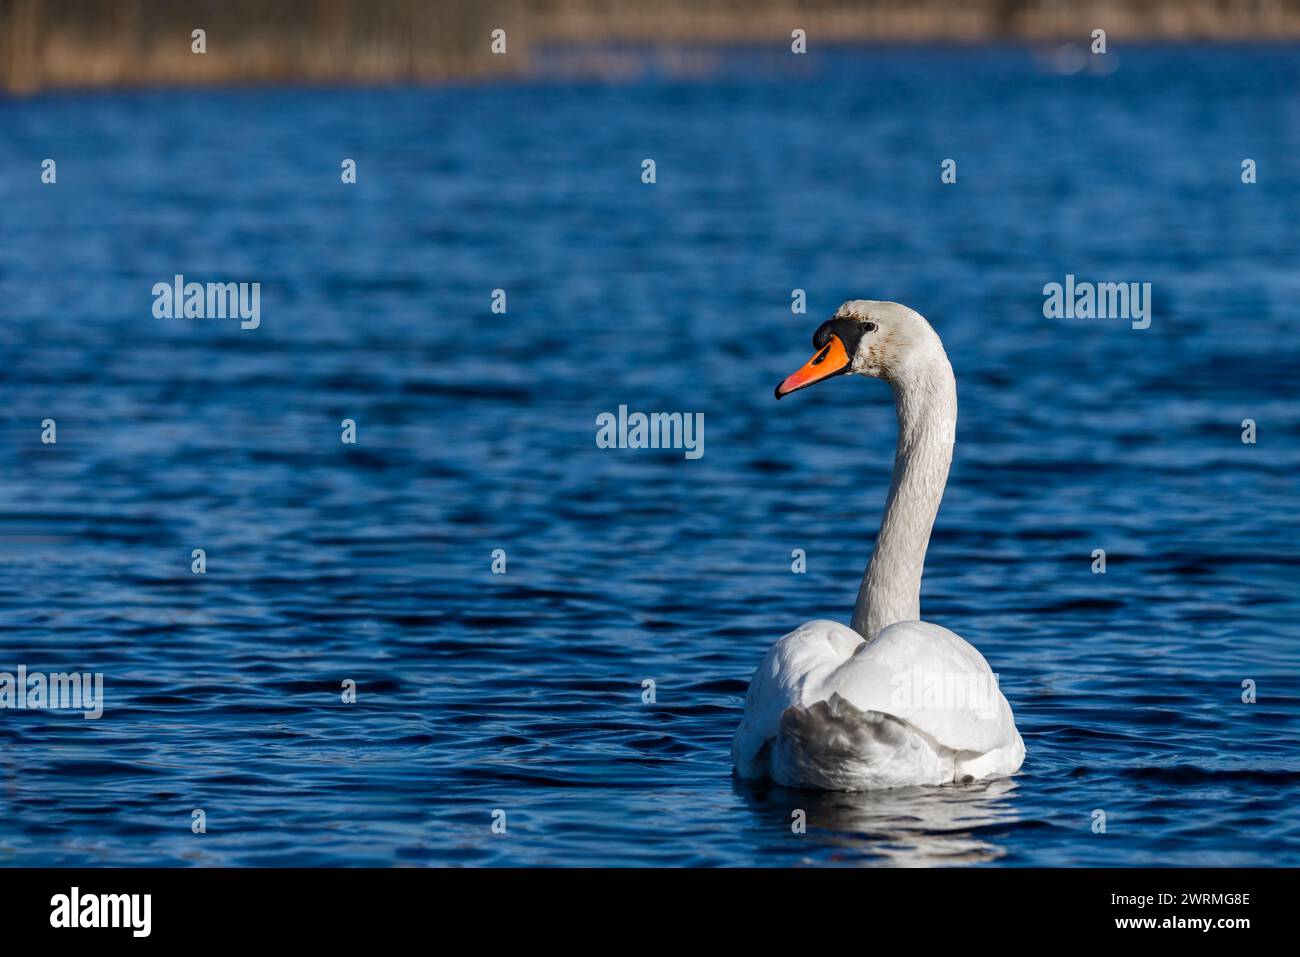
[851, 354, 956, 639]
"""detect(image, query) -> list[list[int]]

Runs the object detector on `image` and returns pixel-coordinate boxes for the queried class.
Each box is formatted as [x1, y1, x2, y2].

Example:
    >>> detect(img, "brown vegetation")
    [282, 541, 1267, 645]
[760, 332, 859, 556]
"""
[2, 0, 1296, 94]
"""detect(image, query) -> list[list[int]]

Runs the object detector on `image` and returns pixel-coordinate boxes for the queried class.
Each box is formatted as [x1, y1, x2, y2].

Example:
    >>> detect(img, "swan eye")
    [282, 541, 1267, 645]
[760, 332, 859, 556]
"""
[863, 321, 877, 332]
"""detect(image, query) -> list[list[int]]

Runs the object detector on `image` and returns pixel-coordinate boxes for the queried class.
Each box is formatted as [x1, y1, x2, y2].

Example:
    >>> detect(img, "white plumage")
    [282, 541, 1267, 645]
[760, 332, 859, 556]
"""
[735, 301, 1024, 790]
[732, 619, 1024, 790]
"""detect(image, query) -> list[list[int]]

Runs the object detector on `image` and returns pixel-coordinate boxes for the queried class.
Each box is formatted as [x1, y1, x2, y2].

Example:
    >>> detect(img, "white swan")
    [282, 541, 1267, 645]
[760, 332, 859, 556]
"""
[733, 300, 1024, 790]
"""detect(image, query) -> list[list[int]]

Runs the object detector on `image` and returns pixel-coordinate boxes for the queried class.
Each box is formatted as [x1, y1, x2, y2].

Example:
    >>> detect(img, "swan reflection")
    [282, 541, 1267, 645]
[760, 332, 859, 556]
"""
[736, 774, 1021, 866]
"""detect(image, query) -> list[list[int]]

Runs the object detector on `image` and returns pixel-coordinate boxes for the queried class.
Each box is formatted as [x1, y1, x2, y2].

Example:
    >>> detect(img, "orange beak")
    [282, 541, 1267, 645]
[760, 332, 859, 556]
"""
[775, 334, 851, 399]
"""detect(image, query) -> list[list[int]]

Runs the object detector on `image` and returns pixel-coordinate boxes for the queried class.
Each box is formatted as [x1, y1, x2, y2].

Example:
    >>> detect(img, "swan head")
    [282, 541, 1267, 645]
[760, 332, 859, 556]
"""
[774, 300, 943, 399]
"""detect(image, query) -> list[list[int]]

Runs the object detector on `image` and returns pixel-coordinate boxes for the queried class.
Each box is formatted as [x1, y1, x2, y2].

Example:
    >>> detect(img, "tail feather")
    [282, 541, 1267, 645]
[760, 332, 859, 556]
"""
[771, 694, 955, 790]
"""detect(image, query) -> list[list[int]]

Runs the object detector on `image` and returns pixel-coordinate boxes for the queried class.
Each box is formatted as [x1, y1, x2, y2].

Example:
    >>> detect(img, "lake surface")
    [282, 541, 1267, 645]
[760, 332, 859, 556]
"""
[1, 45, 1298, 866]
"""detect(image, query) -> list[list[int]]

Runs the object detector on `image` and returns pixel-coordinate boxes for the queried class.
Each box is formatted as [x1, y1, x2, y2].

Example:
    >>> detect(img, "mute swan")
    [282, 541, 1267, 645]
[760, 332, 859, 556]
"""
[733, 301, 1024, 790]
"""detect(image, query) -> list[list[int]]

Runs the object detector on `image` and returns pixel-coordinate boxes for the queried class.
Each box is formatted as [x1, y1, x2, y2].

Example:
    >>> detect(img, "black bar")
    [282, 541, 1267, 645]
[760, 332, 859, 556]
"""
[0, 867, 1280, 943]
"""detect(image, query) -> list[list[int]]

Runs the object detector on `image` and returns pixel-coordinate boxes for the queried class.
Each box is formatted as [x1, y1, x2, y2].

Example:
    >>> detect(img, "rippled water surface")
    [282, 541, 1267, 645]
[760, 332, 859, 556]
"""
[1, 46, 1298, 866]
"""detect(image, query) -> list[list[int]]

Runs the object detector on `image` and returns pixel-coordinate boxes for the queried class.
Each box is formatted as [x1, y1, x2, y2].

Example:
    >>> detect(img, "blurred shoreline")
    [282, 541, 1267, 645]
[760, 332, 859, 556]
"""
[3, 0, 1299, 94]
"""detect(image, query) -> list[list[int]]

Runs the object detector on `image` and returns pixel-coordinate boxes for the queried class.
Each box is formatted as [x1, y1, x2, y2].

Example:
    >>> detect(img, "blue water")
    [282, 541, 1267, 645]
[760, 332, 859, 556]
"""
[1, 45, 1298, 866]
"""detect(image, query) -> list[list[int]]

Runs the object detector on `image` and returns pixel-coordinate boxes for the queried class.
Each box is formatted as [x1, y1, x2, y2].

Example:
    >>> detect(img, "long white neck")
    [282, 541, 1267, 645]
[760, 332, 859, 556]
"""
[850, 349, 956, 639]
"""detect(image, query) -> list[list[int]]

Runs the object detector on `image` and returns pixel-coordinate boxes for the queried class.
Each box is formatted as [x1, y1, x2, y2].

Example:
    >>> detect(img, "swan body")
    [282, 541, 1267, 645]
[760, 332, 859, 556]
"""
[733, 619, 1024, 790]
[733, 301, 1024, 790]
